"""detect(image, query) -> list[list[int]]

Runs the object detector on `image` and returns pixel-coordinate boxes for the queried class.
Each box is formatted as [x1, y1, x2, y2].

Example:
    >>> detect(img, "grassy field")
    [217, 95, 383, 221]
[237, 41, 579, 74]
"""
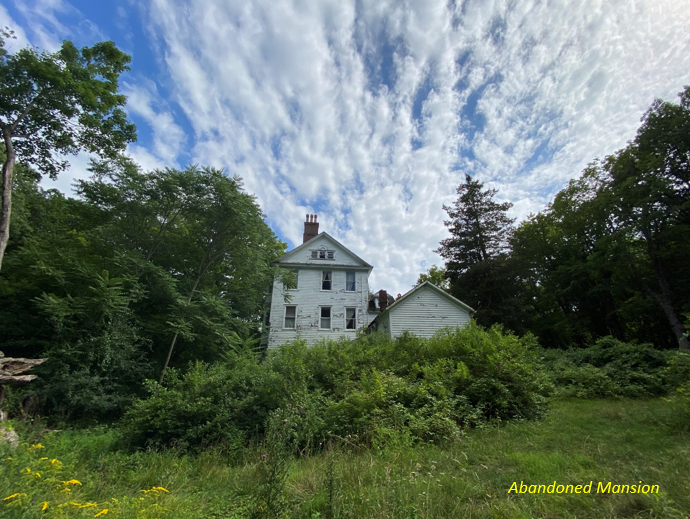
[1, 398, 688, 518]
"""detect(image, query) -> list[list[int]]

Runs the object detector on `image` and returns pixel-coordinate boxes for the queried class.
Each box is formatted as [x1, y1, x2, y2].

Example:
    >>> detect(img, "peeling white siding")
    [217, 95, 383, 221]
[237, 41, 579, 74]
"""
[388, 285, 471, 338]
[267, 267, 370, 348]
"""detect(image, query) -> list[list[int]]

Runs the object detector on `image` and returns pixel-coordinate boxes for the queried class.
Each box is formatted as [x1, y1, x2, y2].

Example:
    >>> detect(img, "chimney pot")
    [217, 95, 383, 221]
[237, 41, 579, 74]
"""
[303, 213, 320, 243]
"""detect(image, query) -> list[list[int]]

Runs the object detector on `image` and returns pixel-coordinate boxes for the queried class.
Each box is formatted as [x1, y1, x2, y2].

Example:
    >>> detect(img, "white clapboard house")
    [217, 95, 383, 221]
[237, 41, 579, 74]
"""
[366, 281, 474, 339]
[262, 215, 474, 348]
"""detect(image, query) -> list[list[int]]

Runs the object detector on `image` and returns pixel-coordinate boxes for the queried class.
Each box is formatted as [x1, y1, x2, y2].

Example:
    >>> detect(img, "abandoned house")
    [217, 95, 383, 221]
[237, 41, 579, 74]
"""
[261, 215, 474, 348]
[366, 281, 474, 339]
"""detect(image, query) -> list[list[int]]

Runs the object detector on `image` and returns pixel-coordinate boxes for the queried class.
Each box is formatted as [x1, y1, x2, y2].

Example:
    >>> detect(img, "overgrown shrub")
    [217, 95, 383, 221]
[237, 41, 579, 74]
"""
[542, 337, 688, 398]
[121, 323, 552, 451]
[120, 354, 290, 452]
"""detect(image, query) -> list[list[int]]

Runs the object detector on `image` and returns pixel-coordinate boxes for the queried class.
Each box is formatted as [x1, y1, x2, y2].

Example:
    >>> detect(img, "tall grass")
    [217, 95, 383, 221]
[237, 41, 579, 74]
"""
[2, 397, 688, 518]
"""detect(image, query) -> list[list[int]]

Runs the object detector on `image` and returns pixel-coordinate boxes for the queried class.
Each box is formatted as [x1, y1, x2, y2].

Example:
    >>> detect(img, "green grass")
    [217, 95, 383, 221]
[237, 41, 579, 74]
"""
[2, 398, 688, 518]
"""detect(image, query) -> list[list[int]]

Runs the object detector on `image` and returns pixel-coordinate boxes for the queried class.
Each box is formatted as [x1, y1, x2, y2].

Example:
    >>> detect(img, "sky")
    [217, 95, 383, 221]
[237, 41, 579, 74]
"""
[2, 0, 690, 295]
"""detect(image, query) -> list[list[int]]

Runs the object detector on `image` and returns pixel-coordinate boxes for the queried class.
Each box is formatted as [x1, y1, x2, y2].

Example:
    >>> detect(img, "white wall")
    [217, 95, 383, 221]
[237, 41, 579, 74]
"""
[267, 267, 370, 348]
[388, 285, 471, 338]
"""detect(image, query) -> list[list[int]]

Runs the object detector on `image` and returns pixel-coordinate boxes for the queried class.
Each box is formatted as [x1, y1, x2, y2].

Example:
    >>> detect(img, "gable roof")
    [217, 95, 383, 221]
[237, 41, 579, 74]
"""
[368, 281, 475, 328]
[273, 232, 373, 269]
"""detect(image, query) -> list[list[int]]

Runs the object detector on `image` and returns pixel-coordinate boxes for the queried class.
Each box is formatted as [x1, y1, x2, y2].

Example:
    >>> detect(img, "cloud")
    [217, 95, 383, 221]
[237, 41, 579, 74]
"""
[10, 0, 690, 295]
[0, 5, 32, 51]
[137, 0, 690, 295]
[122, 79, 187, 166]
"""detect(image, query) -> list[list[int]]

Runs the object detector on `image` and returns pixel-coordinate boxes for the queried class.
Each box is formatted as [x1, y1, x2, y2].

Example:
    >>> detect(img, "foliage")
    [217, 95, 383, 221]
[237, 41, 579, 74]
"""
[121, 323, 552, 451]
[4, 398, 690, 518]
[541, 337, 689, 398]
[0, 33, 136, 269]
[0, 159, 286, 421]
[437, 173, 515, 273]
[457, 88, 690, 350]
[415, 264, 449, 290]
[0, 440, 172, 518]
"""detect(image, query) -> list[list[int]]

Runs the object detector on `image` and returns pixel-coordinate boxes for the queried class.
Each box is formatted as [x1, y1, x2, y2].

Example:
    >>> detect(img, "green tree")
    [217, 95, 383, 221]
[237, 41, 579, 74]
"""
[76, 161, 287, 377]
[437, 174, 514, 274]
[416, 265, 449, 290]
[436, 174, 522, 329]
[601, 86, 690, 349]
[0, 30, 136, 270]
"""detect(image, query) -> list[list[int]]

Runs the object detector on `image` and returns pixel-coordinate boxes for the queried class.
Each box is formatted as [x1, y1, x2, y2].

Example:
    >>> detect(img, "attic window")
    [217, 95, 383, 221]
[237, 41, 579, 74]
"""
[312, 250, 335, 259]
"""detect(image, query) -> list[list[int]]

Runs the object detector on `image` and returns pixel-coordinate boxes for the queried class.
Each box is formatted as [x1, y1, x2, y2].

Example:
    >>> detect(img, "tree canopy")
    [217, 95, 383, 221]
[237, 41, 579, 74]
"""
[0, 31, 136, 270]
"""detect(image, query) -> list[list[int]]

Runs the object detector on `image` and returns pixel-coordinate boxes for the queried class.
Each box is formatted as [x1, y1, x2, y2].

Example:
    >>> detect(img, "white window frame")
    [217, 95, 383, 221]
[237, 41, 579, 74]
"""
[321, 271, 332, 291]
[311, 250, 318, 259]
[345, 271, 356, 292]
[319, 306, 332, 330]
[283, 305, 297, 330]
[345, 307, 357, 330]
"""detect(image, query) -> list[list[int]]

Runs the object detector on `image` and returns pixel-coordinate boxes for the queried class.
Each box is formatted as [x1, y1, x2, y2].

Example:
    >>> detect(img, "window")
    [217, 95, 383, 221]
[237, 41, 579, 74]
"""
[312, 250, 334, 259]
[320, 307, 331, 329]
[345, 307, 357, 330]
[284, 306, 296, 329]
[346, 271, 356, 291]
[322, 271, 332, 290]
[285, 269, 298, 290]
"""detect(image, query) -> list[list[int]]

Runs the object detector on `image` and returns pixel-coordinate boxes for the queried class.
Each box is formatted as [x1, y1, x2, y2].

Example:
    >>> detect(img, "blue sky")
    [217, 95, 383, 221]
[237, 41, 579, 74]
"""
[2, 0, 690, 295]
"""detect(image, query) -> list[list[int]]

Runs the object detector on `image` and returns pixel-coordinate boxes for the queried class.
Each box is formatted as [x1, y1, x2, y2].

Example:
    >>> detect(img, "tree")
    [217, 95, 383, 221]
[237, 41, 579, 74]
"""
[436, 174, 520, 329]
[416, 264, 449, 290]
[0, 30, 136, 270]
[437, 174, 515, 275]
[75, 161, 287, 378]
[601, 86, 690, 349]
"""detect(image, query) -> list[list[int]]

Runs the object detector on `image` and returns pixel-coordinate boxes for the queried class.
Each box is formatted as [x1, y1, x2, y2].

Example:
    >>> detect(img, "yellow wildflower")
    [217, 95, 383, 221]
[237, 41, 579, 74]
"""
[62, 479, 82, 486]
[6, 457, 12, 460]
[94, 509, 109, 517]
[154, 486, 169, 493]
[35, 472, 41, 478]
[41, 501, 49, 511]
[61, 488, 72, 493]
[30, 443, 44, 449]
[79, 503, 97, 508]
[3, 494, 20, 501]
[50, 459, 58, 464]
[24, 467, 32, 474]
[39, 457, 48, 461]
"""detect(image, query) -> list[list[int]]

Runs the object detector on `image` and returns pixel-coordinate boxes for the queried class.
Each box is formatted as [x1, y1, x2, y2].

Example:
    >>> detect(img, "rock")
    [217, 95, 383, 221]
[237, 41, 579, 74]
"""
[0, 425, 19, 448]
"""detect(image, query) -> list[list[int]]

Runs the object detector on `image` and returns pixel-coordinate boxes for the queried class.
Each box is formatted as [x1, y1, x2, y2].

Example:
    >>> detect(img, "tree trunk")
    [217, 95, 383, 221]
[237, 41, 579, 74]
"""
[0, 128, 15, 272]
[628, 254, 690, 350]
[158, 268, 207, 383]
[649, 256, 690, 350]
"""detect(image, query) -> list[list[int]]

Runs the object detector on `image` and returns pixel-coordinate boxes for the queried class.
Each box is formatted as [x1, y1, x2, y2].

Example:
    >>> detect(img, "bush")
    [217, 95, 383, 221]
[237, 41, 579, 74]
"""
[120, 354, 288, 452]
[121, 323, 552, 451]
[543, 337, 686, 398]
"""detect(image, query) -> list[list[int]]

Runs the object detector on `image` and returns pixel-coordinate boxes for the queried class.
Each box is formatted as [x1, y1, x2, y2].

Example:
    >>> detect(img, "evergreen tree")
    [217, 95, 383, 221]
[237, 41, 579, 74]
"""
[437, 174, 515, 274]
[436, 174, 523, 331]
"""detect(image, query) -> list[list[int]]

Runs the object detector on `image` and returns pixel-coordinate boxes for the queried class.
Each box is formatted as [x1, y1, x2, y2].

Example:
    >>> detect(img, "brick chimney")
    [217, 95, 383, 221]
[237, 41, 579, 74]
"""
[303, 214, 319, 243]
[379, 289, 388, 312]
